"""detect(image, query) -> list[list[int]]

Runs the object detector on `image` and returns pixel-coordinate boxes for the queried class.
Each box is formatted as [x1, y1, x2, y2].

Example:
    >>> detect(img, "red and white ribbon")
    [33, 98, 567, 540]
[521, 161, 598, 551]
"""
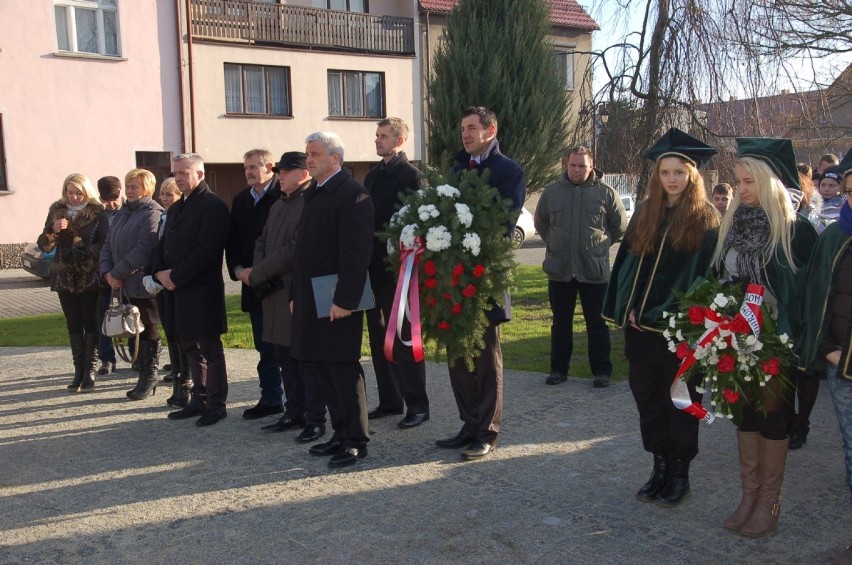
[670, 284, 765, 423]
[384, 238, 425, 364]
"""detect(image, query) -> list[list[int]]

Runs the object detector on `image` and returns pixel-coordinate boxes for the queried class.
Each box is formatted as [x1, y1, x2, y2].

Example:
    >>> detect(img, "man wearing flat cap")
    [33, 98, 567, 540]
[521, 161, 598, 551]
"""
[226, 149, 283, 420]
[251, 152, 329, 443]
[95, 176, 124, 376]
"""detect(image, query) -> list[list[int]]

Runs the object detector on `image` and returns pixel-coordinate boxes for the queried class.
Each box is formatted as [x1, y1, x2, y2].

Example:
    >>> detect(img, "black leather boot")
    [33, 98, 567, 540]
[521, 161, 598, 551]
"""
[67, 333, 85, 392]
[635, 453, 668, 503]
[655, 457, 691, 506]
[80, 332, 99, 393]
[162, 338, 181, 382]
[128, 339, 160, 400]
[166, 370, 190, 408]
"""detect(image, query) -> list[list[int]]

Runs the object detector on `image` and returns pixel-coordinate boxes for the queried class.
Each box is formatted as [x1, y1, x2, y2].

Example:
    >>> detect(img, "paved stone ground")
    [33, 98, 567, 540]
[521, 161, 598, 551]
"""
[0, 347, 849, 563]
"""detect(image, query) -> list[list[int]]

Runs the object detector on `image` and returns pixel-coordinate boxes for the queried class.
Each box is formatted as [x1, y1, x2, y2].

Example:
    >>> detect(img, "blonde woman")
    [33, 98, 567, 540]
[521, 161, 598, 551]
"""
[37, 174, 110, 392]
[715, 138, 817, 538]
[100, 169, 163, 400]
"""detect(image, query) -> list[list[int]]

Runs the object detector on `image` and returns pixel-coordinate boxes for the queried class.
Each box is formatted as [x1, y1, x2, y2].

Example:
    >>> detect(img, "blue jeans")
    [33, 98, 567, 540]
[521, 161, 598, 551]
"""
[249, 308, 283, 406]
[827, 362, 852, 496]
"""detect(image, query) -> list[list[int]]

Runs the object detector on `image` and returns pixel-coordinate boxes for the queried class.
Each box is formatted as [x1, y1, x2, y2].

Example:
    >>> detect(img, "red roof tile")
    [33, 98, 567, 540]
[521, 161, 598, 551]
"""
[419, 0, 600, 32]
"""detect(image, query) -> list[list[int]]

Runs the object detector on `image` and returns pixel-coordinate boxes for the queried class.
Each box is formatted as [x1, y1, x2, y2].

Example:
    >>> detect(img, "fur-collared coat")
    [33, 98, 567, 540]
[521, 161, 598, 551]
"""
[38, 200, 109, 294]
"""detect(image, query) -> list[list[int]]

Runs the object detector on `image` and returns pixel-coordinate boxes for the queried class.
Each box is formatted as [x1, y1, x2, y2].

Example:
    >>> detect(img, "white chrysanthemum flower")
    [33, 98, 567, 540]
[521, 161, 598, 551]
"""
[695, 386, 705, 394]
[667, 341, 677, 353]
[462, 232, 481, 256]
[663, 329, 672, 340]
[398, 205, 410, 218]
[455, 203, 473, 228]
[753, 341, 764, 351]
[709, 303, 718, 311]
[418, 204, 440, 222]
[387, 239, 396, 256]
[745, 335, 757, 346]
[675, 329, 684, 341]
[717, 340, 727, 350]
[714, 293, 729, 308]
[669, 316, 677, 328]
[744, 375, 752, 382]
[436, 184, 461, 198]
[779, 334, 789, 344]
[425, 225, 452, 252]
[678, 313, 684, 318]
[759, 381, 767, 387]
[663, 311, 670, 318]
[400, 223, 419, 250]
[693, 347, 706, 360]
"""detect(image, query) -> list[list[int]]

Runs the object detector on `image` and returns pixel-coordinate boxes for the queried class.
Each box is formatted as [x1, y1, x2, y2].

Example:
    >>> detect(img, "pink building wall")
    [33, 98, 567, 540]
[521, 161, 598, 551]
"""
[0, 0, 183, 245]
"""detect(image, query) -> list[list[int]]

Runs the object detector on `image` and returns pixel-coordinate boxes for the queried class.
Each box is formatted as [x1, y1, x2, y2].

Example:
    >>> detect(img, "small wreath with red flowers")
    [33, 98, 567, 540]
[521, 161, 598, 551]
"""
[384, 169, 516, 368]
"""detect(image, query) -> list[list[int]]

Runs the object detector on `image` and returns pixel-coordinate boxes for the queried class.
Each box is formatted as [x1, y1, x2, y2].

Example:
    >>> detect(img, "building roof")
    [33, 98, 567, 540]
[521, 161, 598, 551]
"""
[419, 0, 600, 32]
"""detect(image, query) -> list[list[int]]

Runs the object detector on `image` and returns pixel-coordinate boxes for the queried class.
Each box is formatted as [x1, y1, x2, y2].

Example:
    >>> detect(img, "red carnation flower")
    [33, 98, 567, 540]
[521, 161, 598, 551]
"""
[462, 284, 477, 298]
[722, 388, 741, 404]
[675, 341, 692, 360]
[451, 277, 459, 287]
[423, 260, 436, 276]
[425, 296, 437, 306]
[451, 303, 462, 315]
[688, 306, 705, 325]
[452, 263, 465, 277]
[437, 321, 451, 331]
[716, 353, 736, 373]
[424, 278, 437, 289]
[761, 357, 780, 375]
[729, 317, 751, 334]
[443, 293, 452, 300]
[472, 265, 486, 278]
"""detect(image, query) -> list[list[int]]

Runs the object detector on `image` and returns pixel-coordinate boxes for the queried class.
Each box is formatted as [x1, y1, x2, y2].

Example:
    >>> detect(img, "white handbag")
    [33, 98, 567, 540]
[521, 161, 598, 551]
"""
[101, 288, 144, 363]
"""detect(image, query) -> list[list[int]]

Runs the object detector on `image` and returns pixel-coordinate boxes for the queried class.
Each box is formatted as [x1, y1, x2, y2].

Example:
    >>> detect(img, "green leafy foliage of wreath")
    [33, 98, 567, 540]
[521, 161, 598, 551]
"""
[383, 168, 517, 369]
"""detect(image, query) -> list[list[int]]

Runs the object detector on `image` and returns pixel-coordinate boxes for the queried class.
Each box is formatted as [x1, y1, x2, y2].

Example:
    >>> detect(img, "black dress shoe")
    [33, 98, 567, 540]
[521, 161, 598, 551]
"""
[436, 430, 475, 449]
[545, 372, 567, 385]
[461, 440, 496, 460]
[196, 407, 227, 427]
[295, 424, 326, 443]
[167, 401, 206, 420]
[368, 406, 404, 420]
[261, 416, 306, 432]
[593, 374, 611, 388]
[243, 401, 284, 420]
[309, 439, 342, 456]
[329, 447, 367, 468]
[398, 412, 430, 429]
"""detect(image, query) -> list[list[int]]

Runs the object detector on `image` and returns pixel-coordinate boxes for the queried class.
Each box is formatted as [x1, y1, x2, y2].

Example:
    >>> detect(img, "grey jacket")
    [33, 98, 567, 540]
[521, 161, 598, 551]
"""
[534, 170, 627, 284]
[100, 196, 164, 299]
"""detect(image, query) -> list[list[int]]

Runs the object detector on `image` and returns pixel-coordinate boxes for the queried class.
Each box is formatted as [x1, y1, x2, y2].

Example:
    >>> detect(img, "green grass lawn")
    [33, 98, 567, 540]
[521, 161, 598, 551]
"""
[0, 266, 628, 380]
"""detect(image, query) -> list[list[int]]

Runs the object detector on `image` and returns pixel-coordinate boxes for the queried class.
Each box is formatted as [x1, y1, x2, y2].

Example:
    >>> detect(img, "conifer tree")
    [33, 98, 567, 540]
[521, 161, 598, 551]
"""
[427, 0, 569, 193]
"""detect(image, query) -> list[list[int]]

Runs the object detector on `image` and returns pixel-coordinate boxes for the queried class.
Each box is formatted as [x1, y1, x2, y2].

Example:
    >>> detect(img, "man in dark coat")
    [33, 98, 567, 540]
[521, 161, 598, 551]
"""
[154, 153, 231, 427]
[364, 117, 430, 428]
[226, 148, 283, 420]
[290, 131, 374, 468]
[437, 106, 524, 460]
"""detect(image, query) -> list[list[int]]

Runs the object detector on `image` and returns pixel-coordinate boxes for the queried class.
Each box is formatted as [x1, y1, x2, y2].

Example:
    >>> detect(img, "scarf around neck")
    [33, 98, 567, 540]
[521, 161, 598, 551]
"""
[724, 204, 771, 285]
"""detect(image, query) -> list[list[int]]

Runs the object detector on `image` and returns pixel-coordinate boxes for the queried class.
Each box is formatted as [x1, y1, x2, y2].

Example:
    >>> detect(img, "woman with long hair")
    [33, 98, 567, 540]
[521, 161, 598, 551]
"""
[37, 174, 110, 392]
[715, 138, 817, 538]
[100, 169, 164, 400]
[603, 128, 720, 507]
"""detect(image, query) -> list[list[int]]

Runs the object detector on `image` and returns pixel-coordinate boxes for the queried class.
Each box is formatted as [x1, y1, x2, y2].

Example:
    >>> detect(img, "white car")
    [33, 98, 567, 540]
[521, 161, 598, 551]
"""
[513, 207, 536, 249]
[621, 195, 636, 221]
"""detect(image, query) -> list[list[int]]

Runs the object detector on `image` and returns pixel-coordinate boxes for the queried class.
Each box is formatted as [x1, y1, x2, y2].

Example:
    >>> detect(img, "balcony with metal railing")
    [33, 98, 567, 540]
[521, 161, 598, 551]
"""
[190, 0, 415, 56]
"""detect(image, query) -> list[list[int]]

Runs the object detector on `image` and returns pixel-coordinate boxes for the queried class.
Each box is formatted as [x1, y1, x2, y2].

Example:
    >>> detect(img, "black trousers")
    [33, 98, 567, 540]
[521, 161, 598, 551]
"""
[180, 334, 228, 409]
[626, 327, 701, 461]
[365, 271, 429, 414]
[275, 346, 326, 426]
[314, 361, 369, 448]
[128, 296, 160, 341]
[548, 278, 611, 377]
[739, 368, 793, 440]
[447, 322, 503, 444]
[58, 290, 99, 335]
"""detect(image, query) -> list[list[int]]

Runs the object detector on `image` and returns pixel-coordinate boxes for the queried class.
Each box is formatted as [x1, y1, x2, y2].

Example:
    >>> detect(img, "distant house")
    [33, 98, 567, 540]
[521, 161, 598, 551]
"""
[700, 64, 851, 166]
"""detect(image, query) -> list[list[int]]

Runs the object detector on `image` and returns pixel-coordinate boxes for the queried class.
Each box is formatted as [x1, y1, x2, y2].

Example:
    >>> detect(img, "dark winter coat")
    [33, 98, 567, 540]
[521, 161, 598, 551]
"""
[153, 181, 230, 337]
[290, 169, 374, 362]
[100, 196, 163, 299]
[453, 138, 525, 322]
[226, 177, 282, 312]
[364, 151, 421, 286]
[38, 200, 109, 294]
[249, 185, 306, 347]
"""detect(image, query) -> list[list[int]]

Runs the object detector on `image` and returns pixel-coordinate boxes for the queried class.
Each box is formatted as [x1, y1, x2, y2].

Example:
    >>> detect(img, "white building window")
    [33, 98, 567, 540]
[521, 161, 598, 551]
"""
[54, 0, 120, 56]
[225, 64, 292, 116]
[554, 49, 575, 90]
[327, 71, 384, 118]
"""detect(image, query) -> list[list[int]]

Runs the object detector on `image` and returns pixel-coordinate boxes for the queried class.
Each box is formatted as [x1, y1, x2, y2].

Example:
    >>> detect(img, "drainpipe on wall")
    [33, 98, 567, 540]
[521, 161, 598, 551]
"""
[184, 0, 197, 152]
[174, 0, 187, 153]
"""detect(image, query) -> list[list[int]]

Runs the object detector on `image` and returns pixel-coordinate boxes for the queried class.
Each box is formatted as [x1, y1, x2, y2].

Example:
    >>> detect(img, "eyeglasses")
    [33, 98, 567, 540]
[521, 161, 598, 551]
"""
[843, 189, 852, 195]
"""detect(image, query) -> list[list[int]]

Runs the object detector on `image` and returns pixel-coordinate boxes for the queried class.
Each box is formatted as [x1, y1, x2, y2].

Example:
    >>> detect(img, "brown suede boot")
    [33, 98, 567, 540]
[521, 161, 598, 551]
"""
[724, 431, 761, 531]
[739, 436, 788, 538]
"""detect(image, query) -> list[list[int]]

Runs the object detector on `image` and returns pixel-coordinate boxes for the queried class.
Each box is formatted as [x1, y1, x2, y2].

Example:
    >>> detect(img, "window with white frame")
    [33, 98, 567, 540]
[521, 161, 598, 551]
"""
[224, 64, 292, 116]
[327, 71, 384, 118]
[312, 0, 367, 12]
[554, 49, 575, 90]
[54, 0, 120, 56]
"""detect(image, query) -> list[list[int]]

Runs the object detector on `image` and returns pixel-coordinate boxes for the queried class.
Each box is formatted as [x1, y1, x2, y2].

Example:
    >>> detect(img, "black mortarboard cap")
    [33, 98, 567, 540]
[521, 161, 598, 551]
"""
[643, 128, 717, 168]
[735, 137, 800, 191]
